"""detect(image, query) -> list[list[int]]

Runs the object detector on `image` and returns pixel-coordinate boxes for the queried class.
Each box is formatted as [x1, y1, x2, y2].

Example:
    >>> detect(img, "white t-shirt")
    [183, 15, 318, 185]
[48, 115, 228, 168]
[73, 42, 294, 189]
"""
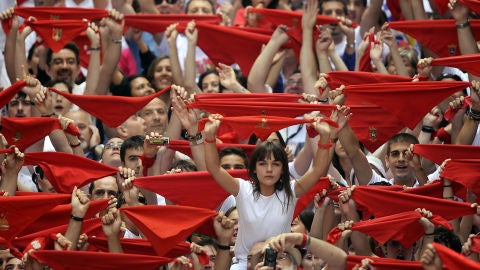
[233, 179, 297, 268]
[367, 170, 419, 187]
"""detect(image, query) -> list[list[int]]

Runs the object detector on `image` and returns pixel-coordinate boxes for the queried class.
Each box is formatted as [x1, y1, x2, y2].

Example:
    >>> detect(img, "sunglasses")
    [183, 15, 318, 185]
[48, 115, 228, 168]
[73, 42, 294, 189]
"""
[155, 0, 178, 4]
[32, 166, 44, 185]
[105, 142, 123, 150]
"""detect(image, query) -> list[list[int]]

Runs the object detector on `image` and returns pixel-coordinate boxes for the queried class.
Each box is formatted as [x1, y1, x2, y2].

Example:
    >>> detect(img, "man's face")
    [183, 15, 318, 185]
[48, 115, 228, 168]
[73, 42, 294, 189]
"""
[385, 141, 415, 185]
[321, 1, 346, 38]
[123, 147, 144, 177]
[283, 73, 303, 94]
[101, 138, 124, 167]
[139, 98, 168, 135]
[65, 111, 92, 152]
[5, 257, 24, 270]
[386, 240, 414, 261]
[203, 244, 216, 270]
[0, 249, 11, 270]
[187, 0, 214, 15]
[91, 176, 119, 201]
[220, 154, 246, 170]
[154, 0, 183, 14]
[46, 48, 80, 85]
[347, 0, 365, 24]
[122, 114, 146, 137]
[6, 95, 33, 118]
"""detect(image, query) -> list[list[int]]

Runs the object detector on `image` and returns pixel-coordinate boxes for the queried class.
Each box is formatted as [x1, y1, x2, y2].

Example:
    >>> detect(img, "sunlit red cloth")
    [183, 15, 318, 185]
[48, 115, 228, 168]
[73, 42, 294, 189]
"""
[440, 159, 480, 196]
[73, 32, 97, 68]
[195, 22, 282, 76]
[198, 116, 333, 141]
[31, 250, 174, 270]
[388, 20, 480, 57]
[413, 144, 480, 165]
[344, 81, 472, 129]
[19, 199, 108, 236]
[327, 211, 451, 248]
[124, 14, 222, 33]
[326, 71, 412, 90]
[432, 54, 480, 77]
[88, 237, 191, 258]
[444, 96, 471, 122]
[401, 180, 466, 201]
[24, 152, 118, 194]
[1, 117, 79, 151]
[120, 205, 217, 256]
[14, 6, 107, 21]
[430, 0, 450, 15]
[0, 80, 26, 108]
[432, 0, 480, 15]
[134, 170, 248, 210]
[49, 86, 170, 127]
[0, 194, 70, 243]
[166, 140, 257, 158]
[13, 217, 103, 249]
[471, 235, 480, 253]
[346, 255, 424, 270]
[352, 186, 476, 220]
[189, 100, 336, 117]
[193, 93, 302, 102]
[434, 242, 480, 270]
[293, 177, 330, 219]
[347, 104, 404, 152]
[359, 33, 375, 72]
[24, 19, 88, 52]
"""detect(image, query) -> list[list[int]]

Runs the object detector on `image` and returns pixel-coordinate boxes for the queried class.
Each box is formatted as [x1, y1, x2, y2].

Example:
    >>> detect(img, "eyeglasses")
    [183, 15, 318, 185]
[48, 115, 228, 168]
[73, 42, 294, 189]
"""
[9, 99, 34, 107]
[154, 0, 178, 4]
[32, 166, 44, 185]
[105, 142, 123, 150]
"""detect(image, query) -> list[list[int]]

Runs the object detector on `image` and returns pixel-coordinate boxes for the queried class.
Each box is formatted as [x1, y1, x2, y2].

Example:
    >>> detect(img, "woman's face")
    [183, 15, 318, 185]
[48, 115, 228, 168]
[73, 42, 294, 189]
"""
[387, 56, 416, 77]
[201, 73, 220, 93]
[51, 82, 73, 115]
[290, 216, 307, 234]
[131, 76, 155, 97]
[227, 209, 239, 245]
[153, 58, 172, 90]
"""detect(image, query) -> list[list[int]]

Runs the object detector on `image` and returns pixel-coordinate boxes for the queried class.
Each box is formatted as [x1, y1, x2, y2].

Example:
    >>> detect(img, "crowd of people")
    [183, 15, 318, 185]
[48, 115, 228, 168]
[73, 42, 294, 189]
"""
[0, 0, 479, 269]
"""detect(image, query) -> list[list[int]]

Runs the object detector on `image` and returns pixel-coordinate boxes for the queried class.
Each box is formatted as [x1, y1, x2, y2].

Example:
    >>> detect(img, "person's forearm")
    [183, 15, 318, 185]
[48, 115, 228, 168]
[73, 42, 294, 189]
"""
[5, 25, 17, 84]
[84, 38, 101, 95]
[49, 130, 73, 154]
[169, 41, 183, 86]
[184, 43, 201, 94]
[455, 116, 480, 145]
[15, 34, 28, 82]
[107, 234, 124, 253]
[390, 44, 409, 77]
[372, 59, 389, 74]
[328, 49, 348, 71]
[64, 218, 83, 251]
[301, 28, 318, 96]
[96, 35, 122, 95]
[0, 171, 17, 196]
[308, 236, 347, 270]
[248, 40, 283, 93]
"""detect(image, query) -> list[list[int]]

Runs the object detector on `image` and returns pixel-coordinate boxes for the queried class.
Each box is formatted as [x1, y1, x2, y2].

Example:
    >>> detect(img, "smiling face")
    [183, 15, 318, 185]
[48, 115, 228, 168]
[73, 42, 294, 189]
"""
[139, 98, 168, 135]
[46, 48, 80, 86]
[385, 141, 415, 185]
[130, 76, 155, 97]
[201, 73, 220, 93]
[152, 58, 173, 90]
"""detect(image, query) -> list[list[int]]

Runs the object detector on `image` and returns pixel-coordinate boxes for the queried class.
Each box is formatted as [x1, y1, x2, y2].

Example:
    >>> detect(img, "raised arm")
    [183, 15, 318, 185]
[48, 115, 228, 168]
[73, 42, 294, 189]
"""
[0, 147, 24, 196]
[456, 80, 480, 145]
[64, 187, 90, 250]
[301, 0, 320, 96]
[183, 20, 202, 95]
[166, 23, 184, 86]
[1, 8, 18, 84]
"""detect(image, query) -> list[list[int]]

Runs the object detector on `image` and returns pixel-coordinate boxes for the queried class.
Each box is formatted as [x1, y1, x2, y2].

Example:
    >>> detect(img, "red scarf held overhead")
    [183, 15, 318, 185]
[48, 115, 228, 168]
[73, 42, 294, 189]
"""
[413, 144, 480, 165]
[358, 32, 376, 72]
[432, 0, 480, 15]
[293, 177, 330, 219]
[325, 71, 412, 90]
[433, 242, 480, 270]
[388, 20, 480, 57]
[134, 170, 249, 210]
[432, 54, 480, 77]
[24, 20, 88, 52]
[31, 250, 174, 270]
[327, 210, 451, 248]
[14, 6, 108, 21]
[123, 14, 222, 34]
[1, 117, 79, 151]
[352, 186, 476, 220]
[120, 205, 217, 256]
[193, 93, 302, 102]
[440, 159, 480, 197]
[347, 255, 424, 270]
[188, 100, 337, 118]
[444, 96, 471, 122]
[344, 81, 472, 129]
[0, 81, 26, 108]
[23, 152, 118, 194]
[49, 86, 170, 127]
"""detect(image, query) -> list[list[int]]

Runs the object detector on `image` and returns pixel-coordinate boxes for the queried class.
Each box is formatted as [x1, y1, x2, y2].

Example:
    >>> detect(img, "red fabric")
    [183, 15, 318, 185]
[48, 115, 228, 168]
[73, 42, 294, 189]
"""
[0, 194, 70, 242]
[346, 255, 424, 270]
[166, 140, 257, 159]
[31, 250, 174, 270]
[326, 71, 411, 90]
[0, 81, 26, 108]
[198, 115, 317, 141]
[193, 93, 302, 102]
[233, 8, 273, 29]
[124, 14, 222, 34]
[14, 6, 108, 21]
[344, 81, 471, 129]
[440, 159, 480, 197]
[25, 20, 88, 52]
[19, 199, 108, 236]
[388, 20, 480, 57]
[459, 0, 480, 14]
[327, 211, 451, 248]
[49, 86, 170, 127]
[471, 235, 480, 253]
[435, 126, 451, 144]
[88, 237, 191, 258]
[23, 152, 118, 194]
[432, 54, 480, 77]
[434, 242, 480, 270]
[359, 33, 375, 72]
[73, 32, 97, 68]
[134, 170, 248, 209]
[431, 0, 450, 15]
[386, 0, 403, 21]
[13, 217, 102, 249]
[1, 117, 79, 151]
[195, 22, 279, 76]
[444, 96, 471, 122]
[413, 144, 480, 165]
[293, 177, 330, 219]
[347, 105, 404, 152]
[120, 205, 217, 256]
[189, 100, 336, 117]
[352, 186, 476, 220]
